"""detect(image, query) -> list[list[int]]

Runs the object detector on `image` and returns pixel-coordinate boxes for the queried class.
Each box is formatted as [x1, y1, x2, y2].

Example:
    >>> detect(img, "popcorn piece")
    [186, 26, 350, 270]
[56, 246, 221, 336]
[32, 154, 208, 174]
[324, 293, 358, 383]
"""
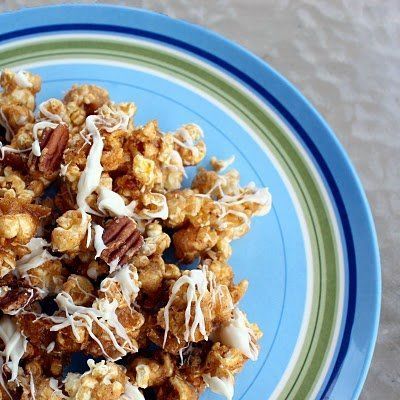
[207, 258, 248, 304]
[132, 255, 168, 298]
[158, 266, 233, 349]
[128, 352, 174, 388]
[0, 248, 16, 278]
[64, 84, 110, 127]
[171, 124, 206, 166]
[0, 198, 50, 245]
[0, 213, 36, 243]
[64, 360, 127, 400]
[140, 222, 171, 257]
[161, 147, 186, 192]
[20, 361, 67, 400]
[62, 274, 95, 306]
[51, 210, 91, 253]
[157, 375, 199, 400]
[164, 189, 203, 229]
[0, 167, 34, 202]
[139, 192, 169, 220]
[173, 225, 218, 263]
[204, 342, 246, 378]
[132, 153, 156, 186]
[16, 312, 57, 350]
[99, 264, 140, 307]
[27, 259, 66, 296]
[50, 291, 143, 360]
[101, 129, 126, 172]
[38, 98, 69, 124]
[0, 69, 41, 139]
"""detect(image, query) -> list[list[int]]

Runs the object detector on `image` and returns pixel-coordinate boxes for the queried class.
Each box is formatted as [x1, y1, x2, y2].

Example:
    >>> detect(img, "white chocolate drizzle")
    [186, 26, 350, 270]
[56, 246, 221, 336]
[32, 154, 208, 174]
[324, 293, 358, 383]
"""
[14, 70, 33, 88]
[16, 238, 56, 278]
[211, 308, 259, 361]
[59, 162, 69, 177]
[108, 258, 120, 274]
[97, 187, 136, 217]
[29, 371, 36, 400]
[100, 265, 140, 307]
[133, 193, 169, 220]
[46, 341, 55, 353]
[93, 224, 107, 259]
[6, 288, 36, 316]
[49, 377, 67, 399]
[172, 127, 199, 157]
[219, 183, 271, 213]
[50, 292, 136, 360]
[38, 99, 63, 122]
[0, 316, 28, 382]
[203, 374, 234, 400]
[163, 266, 215, 347]
[211, 155, 235, 172]
[121, 381, 145, 400]
[165, 150, 187, 178]
[31, 121, 58, 157]
[0, 141, 31, 160]
[76, 115, 104, 215]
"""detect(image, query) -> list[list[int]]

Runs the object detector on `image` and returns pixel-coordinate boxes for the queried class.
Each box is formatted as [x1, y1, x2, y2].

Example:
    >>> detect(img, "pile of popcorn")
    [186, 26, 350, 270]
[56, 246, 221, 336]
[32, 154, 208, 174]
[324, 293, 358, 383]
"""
[0, 69, 271, 400]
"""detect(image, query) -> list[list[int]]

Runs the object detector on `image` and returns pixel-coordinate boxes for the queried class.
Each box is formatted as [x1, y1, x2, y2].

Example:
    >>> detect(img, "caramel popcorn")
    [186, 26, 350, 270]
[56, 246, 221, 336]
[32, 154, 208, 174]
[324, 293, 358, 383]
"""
[62, 274, 94, 306]
[51, 210, 90, 253]
[128, 352, 174, 388]
[64, 84, 110, 127]
[0, 70, 271, 399]
[64, 360, 129, 400]
[0, 166, 35, 201]
[0, 69, 41, 139]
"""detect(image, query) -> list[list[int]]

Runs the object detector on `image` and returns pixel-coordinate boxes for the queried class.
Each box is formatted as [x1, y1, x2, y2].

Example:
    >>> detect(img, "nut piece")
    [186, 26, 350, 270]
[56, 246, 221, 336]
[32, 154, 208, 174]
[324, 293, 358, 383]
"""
[0, 278, 39, 314]
[0, 152, 28, 173]
[100, 217, 144, 265]
[37, 124, 69, 177]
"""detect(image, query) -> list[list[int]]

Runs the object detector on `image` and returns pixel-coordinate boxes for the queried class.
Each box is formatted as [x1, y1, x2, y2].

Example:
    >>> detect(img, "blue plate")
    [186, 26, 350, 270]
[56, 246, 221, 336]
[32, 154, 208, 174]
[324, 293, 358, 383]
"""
[0, 5, 380, 399]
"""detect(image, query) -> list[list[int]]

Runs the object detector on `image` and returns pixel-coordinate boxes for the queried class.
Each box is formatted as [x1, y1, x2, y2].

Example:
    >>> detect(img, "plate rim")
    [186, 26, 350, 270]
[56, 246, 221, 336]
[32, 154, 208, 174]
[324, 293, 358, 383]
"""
[0, 5, 381, 399]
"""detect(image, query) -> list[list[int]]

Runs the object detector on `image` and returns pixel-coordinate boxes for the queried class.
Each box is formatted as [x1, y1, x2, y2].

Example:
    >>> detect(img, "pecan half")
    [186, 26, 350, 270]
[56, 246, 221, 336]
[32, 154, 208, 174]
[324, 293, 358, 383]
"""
[101, 217, 144, 265]
[0, 278, 40, 314]
[28, 123, 69, 178]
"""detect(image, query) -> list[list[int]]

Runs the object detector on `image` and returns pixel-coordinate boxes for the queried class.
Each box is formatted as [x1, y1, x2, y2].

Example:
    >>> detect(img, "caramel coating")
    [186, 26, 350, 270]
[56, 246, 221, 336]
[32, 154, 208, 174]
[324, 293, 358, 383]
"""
[64, 360, 128, 400]
[0, 71, 269, 399]
[51, 210, 90, 253]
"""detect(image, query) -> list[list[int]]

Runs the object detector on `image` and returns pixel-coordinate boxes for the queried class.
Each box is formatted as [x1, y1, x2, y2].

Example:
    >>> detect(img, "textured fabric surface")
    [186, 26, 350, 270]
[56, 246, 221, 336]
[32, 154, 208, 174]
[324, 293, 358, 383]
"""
[1, 1, 398, 399]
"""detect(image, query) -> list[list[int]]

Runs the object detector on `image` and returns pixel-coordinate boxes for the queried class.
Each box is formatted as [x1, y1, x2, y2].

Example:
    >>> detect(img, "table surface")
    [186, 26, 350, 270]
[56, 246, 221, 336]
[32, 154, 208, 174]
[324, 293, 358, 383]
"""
[1, 1, 398, 399]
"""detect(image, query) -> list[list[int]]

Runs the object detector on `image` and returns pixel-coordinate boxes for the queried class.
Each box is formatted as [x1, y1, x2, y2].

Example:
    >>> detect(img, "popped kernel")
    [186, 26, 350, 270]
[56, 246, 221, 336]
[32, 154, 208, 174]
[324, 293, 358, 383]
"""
[51, 210, 90, 252]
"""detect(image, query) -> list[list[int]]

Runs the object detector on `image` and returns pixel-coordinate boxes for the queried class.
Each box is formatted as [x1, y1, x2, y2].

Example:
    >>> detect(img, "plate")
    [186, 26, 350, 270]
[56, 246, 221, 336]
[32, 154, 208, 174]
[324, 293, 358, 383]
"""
[0, 5, 380, 399]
